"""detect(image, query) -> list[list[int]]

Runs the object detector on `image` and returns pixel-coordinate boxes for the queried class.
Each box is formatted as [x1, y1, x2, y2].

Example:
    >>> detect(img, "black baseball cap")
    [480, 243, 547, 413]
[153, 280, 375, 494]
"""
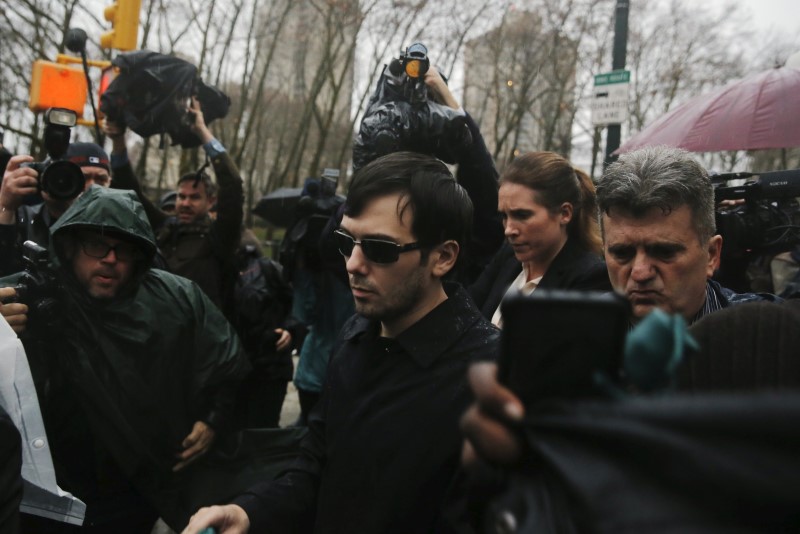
[65, 142, 110, 172]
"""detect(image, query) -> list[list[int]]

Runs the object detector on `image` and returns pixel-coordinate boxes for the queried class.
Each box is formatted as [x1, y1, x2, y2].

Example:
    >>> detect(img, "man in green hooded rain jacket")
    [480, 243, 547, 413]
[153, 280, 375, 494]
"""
[0, 186, 250, 532]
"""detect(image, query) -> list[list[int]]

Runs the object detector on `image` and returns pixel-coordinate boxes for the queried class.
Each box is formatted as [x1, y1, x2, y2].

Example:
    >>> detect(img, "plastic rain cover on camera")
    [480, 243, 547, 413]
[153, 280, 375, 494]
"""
[0, 319, 85, 525]
[353, 65, 472, 170]
[99, 50, 230, 149]
[472, 393, 800, 533]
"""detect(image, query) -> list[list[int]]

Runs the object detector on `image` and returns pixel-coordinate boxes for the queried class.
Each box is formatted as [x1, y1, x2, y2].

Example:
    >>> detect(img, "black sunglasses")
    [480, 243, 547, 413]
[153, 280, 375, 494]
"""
[79, 237, 142, 262]
[333, 229, 421, 264]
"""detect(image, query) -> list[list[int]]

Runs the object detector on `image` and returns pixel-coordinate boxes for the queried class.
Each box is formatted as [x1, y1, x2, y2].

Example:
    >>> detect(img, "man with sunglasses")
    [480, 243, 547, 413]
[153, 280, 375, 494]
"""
[0, 186, 249, 532]
[184, 151, 501, 534]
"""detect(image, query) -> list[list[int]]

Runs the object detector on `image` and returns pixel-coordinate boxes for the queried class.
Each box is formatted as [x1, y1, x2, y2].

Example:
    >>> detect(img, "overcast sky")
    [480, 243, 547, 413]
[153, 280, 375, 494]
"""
[715, 0, 798, 36]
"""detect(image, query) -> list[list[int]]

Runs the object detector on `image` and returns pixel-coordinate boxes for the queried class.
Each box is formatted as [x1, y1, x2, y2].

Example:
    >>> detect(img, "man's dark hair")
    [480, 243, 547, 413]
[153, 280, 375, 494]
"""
[178, 172, 217, 197]
[344, 151, 473, 253]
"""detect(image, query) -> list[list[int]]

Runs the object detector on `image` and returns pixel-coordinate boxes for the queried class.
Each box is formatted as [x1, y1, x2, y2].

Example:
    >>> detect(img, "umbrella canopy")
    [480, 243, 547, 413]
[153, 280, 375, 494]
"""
[616, 67, 800, 154]
[252, 187, 304, 227]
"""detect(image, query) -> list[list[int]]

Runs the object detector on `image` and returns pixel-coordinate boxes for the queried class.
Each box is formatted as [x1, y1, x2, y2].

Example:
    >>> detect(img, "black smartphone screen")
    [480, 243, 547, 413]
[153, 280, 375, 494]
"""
[499, 289, 630, 407]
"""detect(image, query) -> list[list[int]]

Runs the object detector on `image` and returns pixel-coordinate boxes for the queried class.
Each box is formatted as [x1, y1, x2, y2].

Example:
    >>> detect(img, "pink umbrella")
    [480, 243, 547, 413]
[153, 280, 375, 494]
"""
[616, 66, 800, 154]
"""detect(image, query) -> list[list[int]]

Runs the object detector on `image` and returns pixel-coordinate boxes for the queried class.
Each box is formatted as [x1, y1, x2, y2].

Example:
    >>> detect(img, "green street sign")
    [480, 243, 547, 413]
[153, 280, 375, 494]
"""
[591, 70, 631, 125]
[594, 70, 631, 86]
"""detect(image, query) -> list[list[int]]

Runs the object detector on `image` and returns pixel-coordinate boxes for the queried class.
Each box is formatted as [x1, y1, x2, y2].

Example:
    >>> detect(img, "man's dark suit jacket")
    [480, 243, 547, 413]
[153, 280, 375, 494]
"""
[468, 238, 612, 320]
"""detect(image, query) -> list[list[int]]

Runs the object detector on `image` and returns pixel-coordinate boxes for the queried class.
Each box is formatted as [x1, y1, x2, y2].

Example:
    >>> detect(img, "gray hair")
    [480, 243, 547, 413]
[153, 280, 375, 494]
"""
[596, 146, 716, 242]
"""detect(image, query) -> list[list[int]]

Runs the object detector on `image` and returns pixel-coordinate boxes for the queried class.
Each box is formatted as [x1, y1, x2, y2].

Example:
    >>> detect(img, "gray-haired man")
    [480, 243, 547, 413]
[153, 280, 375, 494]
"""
[597, 145, 777, 324]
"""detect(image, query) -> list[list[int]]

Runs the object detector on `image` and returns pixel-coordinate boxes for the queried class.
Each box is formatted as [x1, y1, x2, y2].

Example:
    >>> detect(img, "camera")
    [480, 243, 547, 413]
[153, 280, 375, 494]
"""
[11, 241, 63, 330]
[353, 43, 473, 170]
[21, 108, 85, 200]
[714, 169, 800, 256]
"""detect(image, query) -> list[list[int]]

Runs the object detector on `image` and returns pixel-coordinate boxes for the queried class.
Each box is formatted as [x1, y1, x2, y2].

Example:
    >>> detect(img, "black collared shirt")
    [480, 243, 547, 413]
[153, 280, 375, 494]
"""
[235, 282, 500, 533]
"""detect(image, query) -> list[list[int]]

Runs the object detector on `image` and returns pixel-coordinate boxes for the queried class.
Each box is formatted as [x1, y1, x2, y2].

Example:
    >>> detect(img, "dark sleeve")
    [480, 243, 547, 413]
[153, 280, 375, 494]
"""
[572, 261, 613, 292]
[189, 282, 250, 434]
[210, 152, 244, 256]
[0, 223, 22, 277]
[0, 408, 22, 534]
[110, 161, 169, 231]
[454, 113, 504, 285]
[468, 243, 517, 315]
[232, 373, 327, 532]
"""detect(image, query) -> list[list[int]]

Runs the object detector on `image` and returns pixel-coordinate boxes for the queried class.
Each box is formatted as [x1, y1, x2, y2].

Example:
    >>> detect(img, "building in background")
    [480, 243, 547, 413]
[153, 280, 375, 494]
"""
[463, 10, 577, 170]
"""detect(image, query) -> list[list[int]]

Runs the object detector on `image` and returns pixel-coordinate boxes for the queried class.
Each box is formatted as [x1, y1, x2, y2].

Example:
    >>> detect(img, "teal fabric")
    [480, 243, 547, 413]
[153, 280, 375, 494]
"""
[292, 268, 354, 393]
[624, 309, 699, 393]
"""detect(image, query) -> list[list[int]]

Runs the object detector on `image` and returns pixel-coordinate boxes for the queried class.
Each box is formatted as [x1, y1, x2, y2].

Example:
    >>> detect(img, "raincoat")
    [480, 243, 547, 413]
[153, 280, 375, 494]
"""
[10, 187, 258, 528]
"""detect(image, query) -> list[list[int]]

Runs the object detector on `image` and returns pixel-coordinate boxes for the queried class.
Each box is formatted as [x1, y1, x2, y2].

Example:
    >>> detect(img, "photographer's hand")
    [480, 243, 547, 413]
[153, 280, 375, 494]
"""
[0, 155, 36, 225]
[0, 287, 28, 334]
[460, 362, 524, 467]
[182, 504, 250, 534]
[174, 420, 215, 471]
[102, 119, 127, 156]
[188, 97, 214, 145]
[274, 328, 292, 352]
[424, 67, 460, 110]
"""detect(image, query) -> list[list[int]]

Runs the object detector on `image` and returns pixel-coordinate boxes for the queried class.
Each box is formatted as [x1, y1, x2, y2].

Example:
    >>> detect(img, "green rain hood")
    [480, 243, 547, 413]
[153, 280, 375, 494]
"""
[31, 187, 261, 527]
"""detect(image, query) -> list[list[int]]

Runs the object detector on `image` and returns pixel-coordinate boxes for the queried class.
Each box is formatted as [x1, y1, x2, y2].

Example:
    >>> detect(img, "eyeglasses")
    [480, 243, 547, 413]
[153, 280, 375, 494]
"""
[79, 237, 142, 262]
[333, 229, 421, 264]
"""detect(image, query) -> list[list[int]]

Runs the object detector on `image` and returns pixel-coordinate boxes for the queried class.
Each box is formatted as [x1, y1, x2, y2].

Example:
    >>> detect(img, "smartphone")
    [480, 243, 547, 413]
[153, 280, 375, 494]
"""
[498, 289, 630, 407]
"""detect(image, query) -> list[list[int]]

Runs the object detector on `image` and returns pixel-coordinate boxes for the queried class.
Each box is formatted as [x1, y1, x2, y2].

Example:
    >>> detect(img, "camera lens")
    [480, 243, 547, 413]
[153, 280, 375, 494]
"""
[40, 160, 86, 200]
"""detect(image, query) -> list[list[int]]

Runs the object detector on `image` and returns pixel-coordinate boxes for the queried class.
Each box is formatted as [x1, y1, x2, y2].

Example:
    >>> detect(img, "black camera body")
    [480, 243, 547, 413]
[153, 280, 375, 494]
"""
[714, 169, 800, 256]
[13, 241, 63, 330]
[21, 159, 85, 200]
[353, 43, 473, 170]
[20, 108, 85, 200]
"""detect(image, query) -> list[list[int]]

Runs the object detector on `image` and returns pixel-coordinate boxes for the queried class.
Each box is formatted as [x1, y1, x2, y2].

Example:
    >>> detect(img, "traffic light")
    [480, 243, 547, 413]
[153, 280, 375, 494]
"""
[100, 0, 142, 51]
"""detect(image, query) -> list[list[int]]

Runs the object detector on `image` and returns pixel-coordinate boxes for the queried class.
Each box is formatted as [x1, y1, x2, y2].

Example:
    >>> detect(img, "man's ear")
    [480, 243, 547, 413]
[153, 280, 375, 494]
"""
[706, 234, 723, 276]
[431, 240, 460, 278]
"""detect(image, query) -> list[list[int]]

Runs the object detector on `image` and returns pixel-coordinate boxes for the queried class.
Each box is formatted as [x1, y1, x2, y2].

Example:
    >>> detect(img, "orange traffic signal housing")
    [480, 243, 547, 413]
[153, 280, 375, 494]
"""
[29, 60, 87, 117]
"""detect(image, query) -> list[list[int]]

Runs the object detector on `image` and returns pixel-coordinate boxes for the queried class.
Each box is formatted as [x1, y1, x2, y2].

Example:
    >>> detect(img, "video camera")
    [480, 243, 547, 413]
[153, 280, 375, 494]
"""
[713, 169, 800, 256]
[279, 169, 345, 279]
[10, 241, 63, 331]
[352, 43, 473, 170]
[20, 108, 85, 200]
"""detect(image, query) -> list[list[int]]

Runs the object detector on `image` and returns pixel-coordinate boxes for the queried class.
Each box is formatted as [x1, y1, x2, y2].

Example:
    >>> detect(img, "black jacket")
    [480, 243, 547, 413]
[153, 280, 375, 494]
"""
[453, 113, 504, 285]
[112, 152, 244, 314]
[469, 238, 612, 320]
[233, 282, 500, 533]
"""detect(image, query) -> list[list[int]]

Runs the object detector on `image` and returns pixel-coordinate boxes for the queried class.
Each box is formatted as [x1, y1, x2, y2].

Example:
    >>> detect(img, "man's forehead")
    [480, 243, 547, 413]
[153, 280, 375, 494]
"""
[602, 205, 698, 243]
[81, 167, 110, 178]
[341, 194, 413, 236]
[178, 180, 210, 195]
